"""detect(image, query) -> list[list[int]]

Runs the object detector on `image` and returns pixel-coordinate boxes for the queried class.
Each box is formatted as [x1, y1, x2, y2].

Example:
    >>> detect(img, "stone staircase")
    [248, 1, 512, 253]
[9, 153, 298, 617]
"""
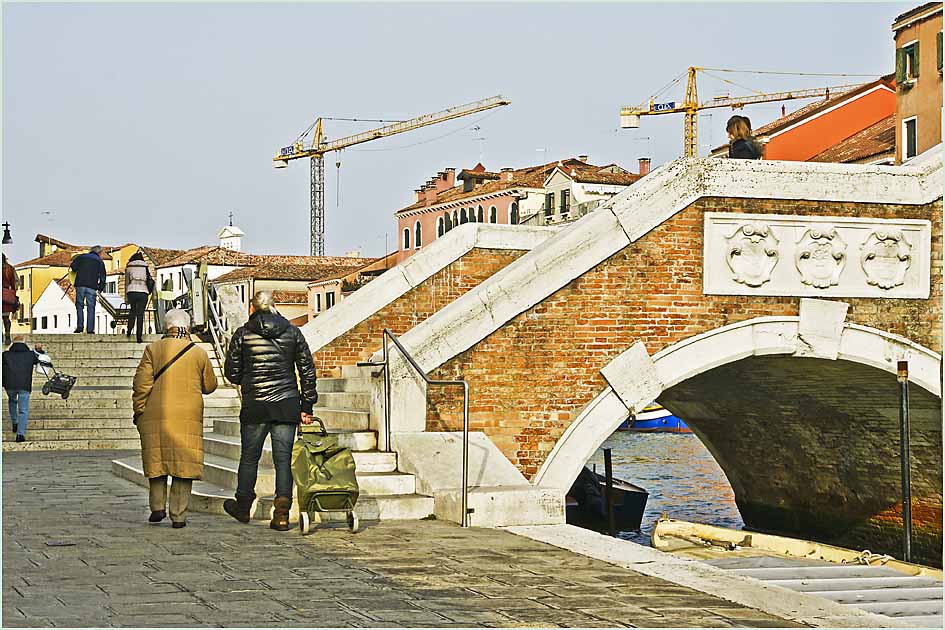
[1, 334, 237, 451]
[111, 364, 436, 522]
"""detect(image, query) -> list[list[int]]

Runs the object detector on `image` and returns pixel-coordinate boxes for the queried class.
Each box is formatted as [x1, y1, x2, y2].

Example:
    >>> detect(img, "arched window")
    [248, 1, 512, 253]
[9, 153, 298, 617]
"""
[477, 206, 484, 223]
[460, 208, 467, 224]
[445, 212, 453, 231]
[453, 210, 459, 227]
[414, 221, 422, 249]
[437, 216, 445, 237]
[510, 201, 519, 225]
[489, 206, 497, 223]
[403, 227, 410, 250]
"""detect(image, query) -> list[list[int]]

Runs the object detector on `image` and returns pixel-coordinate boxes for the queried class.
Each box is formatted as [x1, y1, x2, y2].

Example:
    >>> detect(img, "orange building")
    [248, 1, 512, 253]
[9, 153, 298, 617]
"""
[892, 2, 943, 163]
[755, 78, 897, 162]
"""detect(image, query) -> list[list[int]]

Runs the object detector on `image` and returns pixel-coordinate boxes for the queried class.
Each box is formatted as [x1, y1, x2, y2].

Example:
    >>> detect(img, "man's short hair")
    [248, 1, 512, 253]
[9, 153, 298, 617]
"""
[90, 245, 103, 254]
[164, 309, 191, 330]
[251, 291, 276, 313]
[11, 335, 24, 343]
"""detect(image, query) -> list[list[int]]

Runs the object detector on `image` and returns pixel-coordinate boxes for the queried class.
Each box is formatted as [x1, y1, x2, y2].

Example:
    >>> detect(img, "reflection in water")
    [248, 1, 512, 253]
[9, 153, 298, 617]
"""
[584, 431, 744, 546]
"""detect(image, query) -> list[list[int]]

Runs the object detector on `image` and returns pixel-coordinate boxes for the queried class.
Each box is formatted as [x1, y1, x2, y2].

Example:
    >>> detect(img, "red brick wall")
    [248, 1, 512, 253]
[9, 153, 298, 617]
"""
[313, 248, 528, 377]
[426, 197, 943, 475]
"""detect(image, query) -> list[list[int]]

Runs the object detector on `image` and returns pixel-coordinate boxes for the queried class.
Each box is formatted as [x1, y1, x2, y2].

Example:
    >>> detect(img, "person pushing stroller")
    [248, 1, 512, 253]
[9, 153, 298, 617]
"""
[222, 291, 318, 530]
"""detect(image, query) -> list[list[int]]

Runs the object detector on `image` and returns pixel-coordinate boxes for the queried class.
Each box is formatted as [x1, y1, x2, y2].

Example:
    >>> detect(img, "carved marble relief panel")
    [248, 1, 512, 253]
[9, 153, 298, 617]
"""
[703, 213, 931, 298]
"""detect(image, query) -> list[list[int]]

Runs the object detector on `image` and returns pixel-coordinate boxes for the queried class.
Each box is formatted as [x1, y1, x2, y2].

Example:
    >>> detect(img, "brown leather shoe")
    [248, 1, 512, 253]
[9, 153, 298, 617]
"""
[270, 496, 292, 531]
[148, 510, 166, 523]
[223, 495, 254, 524]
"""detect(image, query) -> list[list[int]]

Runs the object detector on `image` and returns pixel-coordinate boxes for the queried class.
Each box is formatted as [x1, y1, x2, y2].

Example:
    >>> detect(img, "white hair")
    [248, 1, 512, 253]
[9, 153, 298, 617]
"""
[164, 309, 191, 330]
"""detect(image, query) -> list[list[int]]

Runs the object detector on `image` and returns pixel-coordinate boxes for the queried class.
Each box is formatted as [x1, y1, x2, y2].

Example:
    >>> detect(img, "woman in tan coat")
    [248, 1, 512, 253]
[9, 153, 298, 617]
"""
[133, 309, 218, 527]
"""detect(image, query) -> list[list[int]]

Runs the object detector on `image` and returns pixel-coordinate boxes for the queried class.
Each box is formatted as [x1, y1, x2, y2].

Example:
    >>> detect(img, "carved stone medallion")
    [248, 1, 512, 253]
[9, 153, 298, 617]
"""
[725, 222, 779, 287]
[860, 229, 912, 289]
[795, 227, 846, 289]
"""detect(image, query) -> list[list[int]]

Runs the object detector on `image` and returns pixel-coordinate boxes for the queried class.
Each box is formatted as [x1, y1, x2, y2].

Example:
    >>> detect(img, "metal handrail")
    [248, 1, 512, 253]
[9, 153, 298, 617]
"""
[376, 328, 471, 527]
[205, 285, 231, 372]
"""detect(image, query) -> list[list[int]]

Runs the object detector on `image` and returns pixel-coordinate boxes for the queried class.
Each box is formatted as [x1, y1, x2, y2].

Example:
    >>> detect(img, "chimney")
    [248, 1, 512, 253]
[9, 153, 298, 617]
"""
[638, 157, 651, 176]
[444, 167, 456, 188]
[578, 155, 588, 163]
[415, 188, 424, 203]
[501, 167, 514, 182]
[424, 184, 437, 205]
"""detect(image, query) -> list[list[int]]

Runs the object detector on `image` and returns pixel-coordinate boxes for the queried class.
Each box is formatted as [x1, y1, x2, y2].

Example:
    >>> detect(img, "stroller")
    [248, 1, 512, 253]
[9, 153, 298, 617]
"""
[36, 352, 77, 399]
[291, 417, 360, 535]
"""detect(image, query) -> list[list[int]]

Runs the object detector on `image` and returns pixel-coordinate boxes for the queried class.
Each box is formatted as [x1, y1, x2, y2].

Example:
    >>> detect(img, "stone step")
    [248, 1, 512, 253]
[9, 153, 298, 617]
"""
[1, 406, 238, 421]
[44, 358, 144, 369]
[341, 365, 376, 379]
[202, 432, 394, 470]
[200, 453, 415, 496]
[3, 438, 141, 451]
[2, 427, 140, 441]
[314, 391, 370, 410]
[22, 334, 163, 343]
[203, 433, 397, 472]
[210, 409, 366, 434]
[8, 396, 241, 411]
[111, 457, 435, 521]
[317, 377, 373, 393]
[0, 418, 133, 431]
[5, 387, 234, 400]
[29, 375, 135, 387]
[211, 419, 377, 449]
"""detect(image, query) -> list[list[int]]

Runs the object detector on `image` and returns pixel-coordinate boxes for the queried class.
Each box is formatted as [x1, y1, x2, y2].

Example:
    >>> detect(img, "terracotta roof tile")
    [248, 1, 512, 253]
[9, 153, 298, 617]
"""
[808, 114, 896, 164]
[210, 258, 377, 283]
[16, 249, 83, 268]
[34, 234, 79, 249]
[271, 290, 308, 304]
[55, 276, 76, 303]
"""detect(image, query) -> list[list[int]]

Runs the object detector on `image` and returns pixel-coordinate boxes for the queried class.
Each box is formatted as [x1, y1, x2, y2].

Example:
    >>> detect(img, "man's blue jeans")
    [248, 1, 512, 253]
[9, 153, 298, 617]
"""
[75, 286, 97, 332]
[236, 422, 296, 500]
[6, 390, 30, 437]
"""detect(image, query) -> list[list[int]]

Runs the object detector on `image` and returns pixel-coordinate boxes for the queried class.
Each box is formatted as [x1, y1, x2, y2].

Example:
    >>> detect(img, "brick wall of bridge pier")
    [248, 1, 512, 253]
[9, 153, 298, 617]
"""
[422, 195, 942, 564]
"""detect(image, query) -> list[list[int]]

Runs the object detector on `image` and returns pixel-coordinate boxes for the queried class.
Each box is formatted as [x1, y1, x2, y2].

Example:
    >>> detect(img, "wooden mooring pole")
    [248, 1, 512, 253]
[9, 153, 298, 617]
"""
[897, 360, 912, 563]
[604, 448, 617, 537]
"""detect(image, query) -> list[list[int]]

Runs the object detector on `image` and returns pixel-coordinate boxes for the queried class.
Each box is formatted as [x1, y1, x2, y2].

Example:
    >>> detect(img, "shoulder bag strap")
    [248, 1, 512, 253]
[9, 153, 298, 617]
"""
[153, 342, 195, 382]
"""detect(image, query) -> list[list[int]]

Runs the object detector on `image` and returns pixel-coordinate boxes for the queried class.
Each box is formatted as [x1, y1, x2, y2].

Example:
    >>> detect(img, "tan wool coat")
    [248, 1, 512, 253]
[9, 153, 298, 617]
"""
[133, 336, 218, 479]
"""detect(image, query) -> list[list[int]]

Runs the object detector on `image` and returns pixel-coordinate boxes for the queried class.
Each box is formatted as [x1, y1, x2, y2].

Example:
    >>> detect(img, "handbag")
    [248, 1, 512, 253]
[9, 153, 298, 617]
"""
[145, 271, 155, 294]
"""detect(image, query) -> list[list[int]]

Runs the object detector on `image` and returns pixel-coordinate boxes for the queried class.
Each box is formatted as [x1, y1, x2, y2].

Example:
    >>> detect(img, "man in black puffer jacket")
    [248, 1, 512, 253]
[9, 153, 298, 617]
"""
[222, 291, 317, 530]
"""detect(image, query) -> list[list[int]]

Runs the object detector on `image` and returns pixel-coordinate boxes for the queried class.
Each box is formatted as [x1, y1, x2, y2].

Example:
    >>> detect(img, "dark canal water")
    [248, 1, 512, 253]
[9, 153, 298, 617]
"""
[583, 431, 744, 546]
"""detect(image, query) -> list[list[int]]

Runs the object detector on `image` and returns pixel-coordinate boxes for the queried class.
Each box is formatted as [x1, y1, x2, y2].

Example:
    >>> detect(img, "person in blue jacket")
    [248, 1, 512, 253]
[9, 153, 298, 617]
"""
[70, 246, 107, 334]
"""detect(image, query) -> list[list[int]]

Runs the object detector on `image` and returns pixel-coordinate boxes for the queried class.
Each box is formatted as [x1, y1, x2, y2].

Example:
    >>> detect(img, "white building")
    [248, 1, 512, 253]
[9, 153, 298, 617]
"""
[30, 278, 119, 334]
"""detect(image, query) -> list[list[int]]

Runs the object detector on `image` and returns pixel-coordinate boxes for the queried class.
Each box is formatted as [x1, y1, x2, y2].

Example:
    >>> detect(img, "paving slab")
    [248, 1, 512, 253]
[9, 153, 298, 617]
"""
[4, 450, 808, 628]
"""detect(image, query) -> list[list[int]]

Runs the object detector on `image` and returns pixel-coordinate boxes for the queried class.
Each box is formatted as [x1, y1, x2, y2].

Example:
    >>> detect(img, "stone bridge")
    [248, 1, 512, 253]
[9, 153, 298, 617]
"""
[302, 148, 942, 564]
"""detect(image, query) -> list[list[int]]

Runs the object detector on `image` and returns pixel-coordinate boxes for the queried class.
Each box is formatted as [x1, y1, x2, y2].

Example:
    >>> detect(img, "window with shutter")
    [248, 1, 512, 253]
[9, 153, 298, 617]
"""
[938, 31, 942, 71]
[403, 228, 410, 250]
[545, 193, 554, 217]
[510, 202, 518, 225]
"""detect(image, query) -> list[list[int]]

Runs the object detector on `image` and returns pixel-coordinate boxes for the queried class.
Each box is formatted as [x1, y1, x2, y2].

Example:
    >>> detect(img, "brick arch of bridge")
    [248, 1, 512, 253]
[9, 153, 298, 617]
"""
[531, 316, 942, 564]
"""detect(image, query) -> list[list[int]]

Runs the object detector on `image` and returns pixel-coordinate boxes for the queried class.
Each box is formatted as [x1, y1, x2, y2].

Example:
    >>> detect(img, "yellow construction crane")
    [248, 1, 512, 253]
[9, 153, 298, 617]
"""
[619, 67, 867, 158]
[274, 95, 511, 256]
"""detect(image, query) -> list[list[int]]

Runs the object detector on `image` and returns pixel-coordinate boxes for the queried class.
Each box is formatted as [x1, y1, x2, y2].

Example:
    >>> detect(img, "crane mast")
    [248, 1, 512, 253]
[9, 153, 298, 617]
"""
[274, 95, 511, 256]
[620, 67, 864, 158]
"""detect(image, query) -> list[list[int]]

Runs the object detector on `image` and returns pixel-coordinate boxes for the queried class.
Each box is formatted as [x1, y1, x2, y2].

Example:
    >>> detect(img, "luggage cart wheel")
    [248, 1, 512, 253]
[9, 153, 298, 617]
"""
[61, 391, 69, 400]
[347, 511, 359, 533]
[42, 383, 50, 396]
[299, 511, 311, 535]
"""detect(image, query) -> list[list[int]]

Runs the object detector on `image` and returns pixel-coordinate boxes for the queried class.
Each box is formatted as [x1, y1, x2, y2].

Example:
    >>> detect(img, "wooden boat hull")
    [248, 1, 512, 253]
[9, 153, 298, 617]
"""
[652, 517, 943, 579]
[566, 472, 648, 533]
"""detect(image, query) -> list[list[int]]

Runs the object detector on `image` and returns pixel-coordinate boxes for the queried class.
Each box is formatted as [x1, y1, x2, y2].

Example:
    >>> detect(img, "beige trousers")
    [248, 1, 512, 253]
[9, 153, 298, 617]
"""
[148, 476, 193, 523]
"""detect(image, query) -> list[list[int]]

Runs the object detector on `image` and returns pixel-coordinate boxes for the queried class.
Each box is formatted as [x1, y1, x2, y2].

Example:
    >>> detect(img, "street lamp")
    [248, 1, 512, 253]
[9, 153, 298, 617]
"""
[1, 222, 11, 245]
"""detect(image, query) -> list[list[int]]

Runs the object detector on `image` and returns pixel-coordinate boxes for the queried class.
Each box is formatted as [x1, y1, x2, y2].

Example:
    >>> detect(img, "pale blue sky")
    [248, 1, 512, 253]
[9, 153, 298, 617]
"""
[3, 2, 910, 263]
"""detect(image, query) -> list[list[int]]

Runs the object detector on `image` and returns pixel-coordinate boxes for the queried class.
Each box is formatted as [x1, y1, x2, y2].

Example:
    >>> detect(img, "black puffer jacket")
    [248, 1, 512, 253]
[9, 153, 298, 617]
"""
[224, 312, 318, 414]
[2, 343, 38, 391]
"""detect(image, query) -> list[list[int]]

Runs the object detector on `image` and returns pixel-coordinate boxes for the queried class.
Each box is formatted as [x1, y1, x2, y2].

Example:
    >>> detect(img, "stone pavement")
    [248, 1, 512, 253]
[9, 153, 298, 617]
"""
[2, 451, 804, 628]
